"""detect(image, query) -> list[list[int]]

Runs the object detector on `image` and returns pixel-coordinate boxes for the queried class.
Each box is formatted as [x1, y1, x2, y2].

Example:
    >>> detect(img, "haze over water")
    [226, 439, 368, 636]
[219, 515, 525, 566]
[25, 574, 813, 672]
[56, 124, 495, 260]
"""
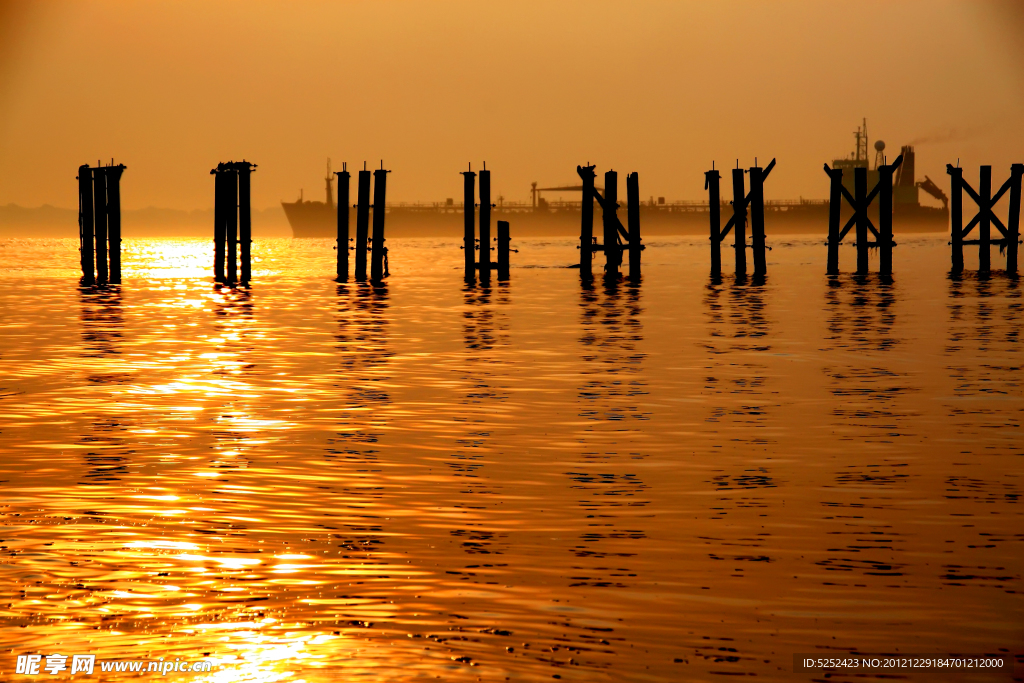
[0, 236, 1020, 681]
[2, 1, 1023, 213]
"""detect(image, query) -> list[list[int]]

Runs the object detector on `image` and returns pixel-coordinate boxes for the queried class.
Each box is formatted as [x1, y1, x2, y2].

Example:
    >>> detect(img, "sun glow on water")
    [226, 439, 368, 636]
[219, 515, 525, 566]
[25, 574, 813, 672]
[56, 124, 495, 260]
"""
[0, 236, 1021, 681]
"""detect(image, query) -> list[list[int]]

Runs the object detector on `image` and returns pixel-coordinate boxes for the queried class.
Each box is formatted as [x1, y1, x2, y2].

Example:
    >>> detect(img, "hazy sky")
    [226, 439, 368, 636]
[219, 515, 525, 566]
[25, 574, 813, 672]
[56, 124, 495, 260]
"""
[0, 0, 1021, 211]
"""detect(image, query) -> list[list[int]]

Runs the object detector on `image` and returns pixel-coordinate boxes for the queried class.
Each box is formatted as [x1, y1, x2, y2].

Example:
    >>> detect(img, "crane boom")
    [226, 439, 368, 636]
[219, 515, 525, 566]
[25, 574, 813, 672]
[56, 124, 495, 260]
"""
[916, 175, 948, 210]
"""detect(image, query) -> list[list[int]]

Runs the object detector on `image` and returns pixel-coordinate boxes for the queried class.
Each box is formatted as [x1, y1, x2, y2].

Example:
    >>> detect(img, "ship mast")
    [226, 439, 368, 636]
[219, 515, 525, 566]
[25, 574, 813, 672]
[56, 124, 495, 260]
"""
[854, 118, 868, 163]
[325, 158, 334, 207]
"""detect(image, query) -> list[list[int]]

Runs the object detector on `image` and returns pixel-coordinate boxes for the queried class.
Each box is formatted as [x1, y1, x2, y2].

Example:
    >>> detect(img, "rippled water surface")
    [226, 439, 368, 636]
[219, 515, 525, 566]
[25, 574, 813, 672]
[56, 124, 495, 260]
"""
[0, 236, 1021, 681]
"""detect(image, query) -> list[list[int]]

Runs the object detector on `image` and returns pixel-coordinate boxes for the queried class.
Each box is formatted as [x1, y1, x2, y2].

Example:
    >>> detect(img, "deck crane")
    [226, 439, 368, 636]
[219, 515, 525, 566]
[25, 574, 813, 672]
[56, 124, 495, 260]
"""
[916, 175, 949, 210]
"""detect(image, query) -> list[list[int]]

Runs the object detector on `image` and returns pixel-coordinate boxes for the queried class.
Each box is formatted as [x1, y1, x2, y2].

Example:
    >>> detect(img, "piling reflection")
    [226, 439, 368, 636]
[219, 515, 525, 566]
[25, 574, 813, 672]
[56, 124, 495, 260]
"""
[816, 274, 916, 581]
[946, 273, 1023, 460]
[462, 282, 509, 352]
[571, 277, 649, 577]
[822, 275, 908, 436]
[939, 273, 1024, 594]
[445, 282, 510, 550]
[79, 284, 124, 359]
[78, 285, 130, 484]
[210, 284, 255, 379]
[321, 282, 393, 605]
[578, 277, 647, 426]
[701, 276, 777, 517]
[208, 285, 256, 473]
[327, 283, 392, 466]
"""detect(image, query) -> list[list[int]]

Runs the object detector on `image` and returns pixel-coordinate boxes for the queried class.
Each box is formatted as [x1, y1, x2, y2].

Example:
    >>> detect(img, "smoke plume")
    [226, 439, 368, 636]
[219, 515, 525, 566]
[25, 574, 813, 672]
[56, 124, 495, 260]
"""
[908, 124, 992, 147]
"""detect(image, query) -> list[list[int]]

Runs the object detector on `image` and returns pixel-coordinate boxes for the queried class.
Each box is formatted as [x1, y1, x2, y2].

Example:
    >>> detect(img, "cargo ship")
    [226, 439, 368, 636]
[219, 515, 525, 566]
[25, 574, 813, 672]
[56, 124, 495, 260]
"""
[283, 122, 949, 238]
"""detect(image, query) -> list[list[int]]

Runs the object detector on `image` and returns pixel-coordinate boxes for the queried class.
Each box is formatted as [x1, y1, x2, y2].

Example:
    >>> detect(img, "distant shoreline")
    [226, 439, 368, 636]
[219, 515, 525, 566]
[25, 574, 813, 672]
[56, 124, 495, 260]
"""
[0, 203, 292, 238]
[0, 203, 950, 238]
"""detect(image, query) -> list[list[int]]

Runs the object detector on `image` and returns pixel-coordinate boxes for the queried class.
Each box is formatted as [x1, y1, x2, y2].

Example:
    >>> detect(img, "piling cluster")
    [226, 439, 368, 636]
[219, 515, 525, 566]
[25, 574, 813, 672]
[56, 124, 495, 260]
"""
[821, 156, 902, 276]
[947, 164, 1024, 274]
[336, 163, 390, 282]
[78, 162, 126, 285]
[576, 165, 643, 279]
[211, 161, 256, 285]
[463, 164, 513, 282]
[705, 160, 775, 278]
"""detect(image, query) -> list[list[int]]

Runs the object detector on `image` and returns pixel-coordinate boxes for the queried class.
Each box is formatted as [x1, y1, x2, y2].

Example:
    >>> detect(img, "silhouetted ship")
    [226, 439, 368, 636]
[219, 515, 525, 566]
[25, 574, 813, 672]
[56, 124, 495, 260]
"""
[281, 160, 337, 238]
[826, 119, 949, 230]
[283, 126, 948, 238]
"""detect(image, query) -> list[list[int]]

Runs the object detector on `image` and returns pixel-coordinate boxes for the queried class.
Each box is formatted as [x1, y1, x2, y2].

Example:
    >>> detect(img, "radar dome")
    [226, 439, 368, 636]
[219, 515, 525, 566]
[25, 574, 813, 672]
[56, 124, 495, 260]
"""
[874, 140, 885, 151]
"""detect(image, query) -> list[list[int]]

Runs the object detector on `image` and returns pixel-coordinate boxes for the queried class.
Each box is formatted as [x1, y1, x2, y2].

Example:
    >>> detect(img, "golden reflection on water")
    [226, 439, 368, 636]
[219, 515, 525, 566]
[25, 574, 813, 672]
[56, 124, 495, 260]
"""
[0, 237, 1022, 681]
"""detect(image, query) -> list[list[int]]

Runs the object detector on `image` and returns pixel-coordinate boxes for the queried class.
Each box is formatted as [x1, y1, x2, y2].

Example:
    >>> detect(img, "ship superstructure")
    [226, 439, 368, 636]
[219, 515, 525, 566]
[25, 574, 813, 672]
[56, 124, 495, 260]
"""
[830, 119, 948, 222]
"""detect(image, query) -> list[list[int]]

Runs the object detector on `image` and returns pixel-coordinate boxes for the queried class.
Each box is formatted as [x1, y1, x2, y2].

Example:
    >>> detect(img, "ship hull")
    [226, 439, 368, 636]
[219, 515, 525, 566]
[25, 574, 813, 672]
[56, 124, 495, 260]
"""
[282, 200, 337, 238]
[282, 201, 949, 238]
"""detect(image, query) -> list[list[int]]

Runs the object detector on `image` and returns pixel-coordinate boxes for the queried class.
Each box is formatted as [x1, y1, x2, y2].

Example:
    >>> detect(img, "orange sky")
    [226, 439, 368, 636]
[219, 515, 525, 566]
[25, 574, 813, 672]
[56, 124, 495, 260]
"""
[0, 0, 1021, 211]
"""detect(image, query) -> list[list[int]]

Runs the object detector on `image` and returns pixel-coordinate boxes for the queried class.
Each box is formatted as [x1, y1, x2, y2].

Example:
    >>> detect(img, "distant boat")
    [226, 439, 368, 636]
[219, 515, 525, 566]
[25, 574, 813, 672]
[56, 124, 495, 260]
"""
[282, 127, 949, 238]
[281, 159, 336, 238]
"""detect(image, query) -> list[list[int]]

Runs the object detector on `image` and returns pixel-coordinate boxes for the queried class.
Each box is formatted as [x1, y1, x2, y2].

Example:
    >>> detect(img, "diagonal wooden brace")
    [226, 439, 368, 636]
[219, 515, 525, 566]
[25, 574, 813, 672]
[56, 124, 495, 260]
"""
[961, 213, 981, 239]
[865, 217, 880, 240]
[962, 178, 982, 207]
[839, 214, 856, 241]
[992, 176, 1015, 206]
[992, 214, 1008, 238]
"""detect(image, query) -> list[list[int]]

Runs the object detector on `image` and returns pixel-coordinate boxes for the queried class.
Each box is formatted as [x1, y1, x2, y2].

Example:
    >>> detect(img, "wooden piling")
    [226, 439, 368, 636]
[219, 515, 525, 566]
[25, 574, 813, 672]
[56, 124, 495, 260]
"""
[854, 166, 868, 274]
[826, 167, 842, 275]
[462, 167, 476, 281]
[213, 166, 226, 282]
[371, 166, 389, 282]
[225, 167, 238, 284]
[731, 168, 746, 276]
[627, 172, 641, 279]
[479, 168, 491, 280]
[107, 165, 124, 284]
[979, 165, 991, 273]
[603, 170, 620, 276]
[1008, 164, 1024, 274]
[355, 169, 371, 280]
[578, 165, 596, 278]
[706, 169, 721, 277]
[237, 162, 252, 284]
[93, 168, 108, 283]
[749, 165, 766, 277]
[497, 220, 510, 280]
[335, 166, 350, 280]
[947, 165, 963, 274]
[78, 165, 95, 285]
[878, 162, 895, 277]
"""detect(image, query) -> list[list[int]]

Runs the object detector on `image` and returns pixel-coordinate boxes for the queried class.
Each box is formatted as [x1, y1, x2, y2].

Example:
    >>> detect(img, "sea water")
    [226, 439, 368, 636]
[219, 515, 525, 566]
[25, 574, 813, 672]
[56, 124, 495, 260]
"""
[0, 236, 1020, 681]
